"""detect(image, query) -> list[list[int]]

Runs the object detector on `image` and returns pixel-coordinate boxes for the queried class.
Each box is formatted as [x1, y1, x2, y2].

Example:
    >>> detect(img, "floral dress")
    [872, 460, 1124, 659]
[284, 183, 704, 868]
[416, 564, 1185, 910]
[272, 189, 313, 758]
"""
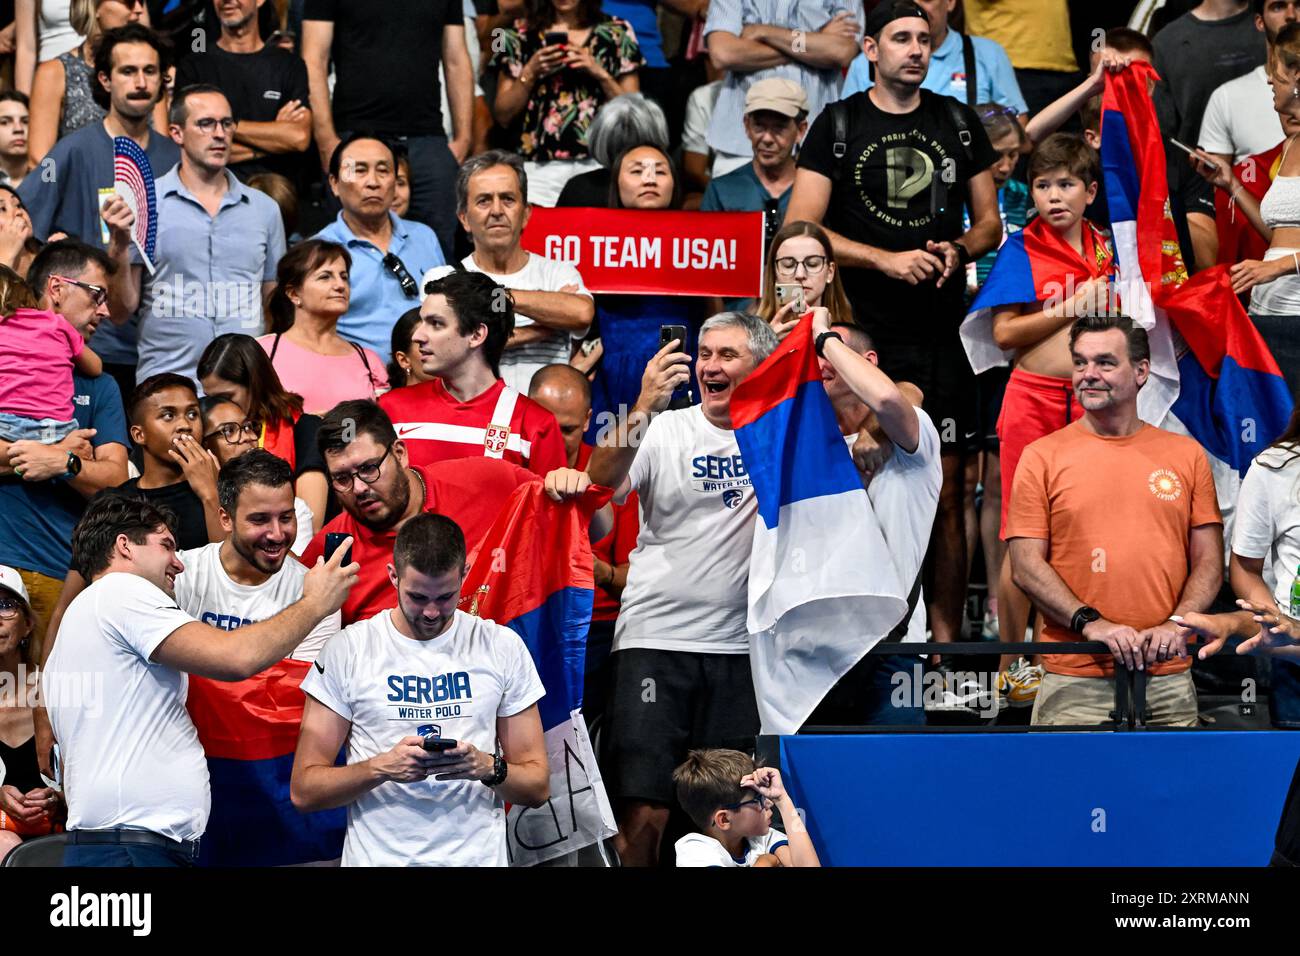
[491, 16, 644, 162]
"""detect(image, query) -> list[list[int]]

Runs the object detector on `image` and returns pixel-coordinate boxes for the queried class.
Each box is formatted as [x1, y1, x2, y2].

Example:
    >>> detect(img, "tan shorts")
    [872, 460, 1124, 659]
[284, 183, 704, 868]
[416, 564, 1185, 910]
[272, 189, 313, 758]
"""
[1030, 670, 1198, 727]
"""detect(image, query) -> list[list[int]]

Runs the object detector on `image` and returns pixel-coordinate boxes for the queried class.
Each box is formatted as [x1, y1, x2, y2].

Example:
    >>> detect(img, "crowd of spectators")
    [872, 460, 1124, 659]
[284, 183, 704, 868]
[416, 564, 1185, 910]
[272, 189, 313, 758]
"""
[2, 0, 1300, 868]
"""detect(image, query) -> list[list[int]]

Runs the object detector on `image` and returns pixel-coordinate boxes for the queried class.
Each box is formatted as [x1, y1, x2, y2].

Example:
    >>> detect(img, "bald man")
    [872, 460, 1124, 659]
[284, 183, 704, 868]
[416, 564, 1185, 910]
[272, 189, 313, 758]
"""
[529, 363, 636, 728]
[528, 364, 592, 468]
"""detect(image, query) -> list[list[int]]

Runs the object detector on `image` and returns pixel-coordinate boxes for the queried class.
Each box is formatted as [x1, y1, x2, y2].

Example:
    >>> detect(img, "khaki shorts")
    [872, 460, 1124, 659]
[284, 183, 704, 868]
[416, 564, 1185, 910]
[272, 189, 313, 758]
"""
[1030, 670, 1198, 727]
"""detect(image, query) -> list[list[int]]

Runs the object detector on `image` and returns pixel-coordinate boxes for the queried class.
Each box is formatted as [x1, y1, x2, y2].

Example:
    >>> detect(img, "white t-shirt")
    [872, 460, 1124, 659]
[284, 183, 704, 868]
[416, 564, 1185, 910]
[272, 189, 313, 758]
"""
[675, 827, 789, 866]
[615, 406, 758, 655]
[682, 80, 723, 157]
[450, 253, 593, 394]
[174, 542, 340, 663]
[844, 407, 944, 643]
[1232, 445, 1300, 609]
[1199, 66, 1283, 163]
[299, 608, 546, 867]
[43, 572, 210, 842]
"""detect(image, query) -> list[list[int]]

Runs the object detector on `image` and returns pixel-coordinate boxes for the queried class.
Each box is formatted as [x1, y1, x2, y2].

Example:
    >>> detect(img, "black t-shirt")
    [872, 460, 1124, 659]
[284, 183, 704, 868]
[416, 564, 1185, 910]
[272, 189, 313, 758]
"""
[99, 478, 211, 551]
[174, 44, 311, 181]
[303, 0, 462, 136]
[798, 90, 997, 346]
[292, 413, 325, 478]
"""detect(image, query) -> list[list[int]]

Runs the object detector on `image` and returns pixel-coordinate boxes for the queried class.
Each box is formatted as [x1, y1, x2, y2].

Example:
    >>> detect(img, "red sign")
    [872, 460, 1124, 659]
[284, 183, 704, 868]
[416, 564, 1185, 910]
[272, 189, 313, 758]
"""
[521, 207, 765, 297]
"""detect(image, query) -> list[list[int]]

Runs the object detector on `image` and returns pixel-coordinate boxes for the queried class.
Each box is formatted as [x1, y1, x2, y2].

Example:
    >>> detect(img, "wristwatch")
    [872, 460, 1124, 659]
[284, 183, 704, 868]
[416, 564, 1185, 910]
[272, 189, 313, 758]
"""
[62, 452, 82, 479]
[482, 754, 508, 788]
[953, 241, 973, 267]
[814, 330, 844, 357]
[1071, 605, 1102, 634]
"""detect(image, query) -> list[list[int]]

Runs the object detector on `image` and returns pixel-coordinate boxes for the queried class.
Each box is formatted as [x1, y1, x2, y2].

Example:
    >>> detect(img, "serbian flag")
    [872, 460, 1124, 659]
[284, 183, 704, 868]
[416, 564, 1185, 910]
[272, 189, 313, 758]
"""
[1165, 266, 1293, 473]
[459, 481, 618, 865]
[113, 136, 157, 275]
[731, 315, 910, 735]
[1215, 143, 1283, 267]
[960, 217, 1115, 373]
[187, 664, 346, 866]
[1099, 61, 1186, 427]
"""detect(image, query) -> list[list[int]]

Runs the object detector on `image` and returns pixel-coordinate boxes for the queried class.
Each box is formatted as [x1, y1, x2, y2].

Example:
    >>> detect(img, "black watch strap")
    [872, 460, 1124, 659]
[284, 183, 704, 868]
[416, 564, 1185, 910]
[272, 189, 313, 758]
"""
[1071, 605, 1100, 634]
[814, 330, 843, 357]
[483, 755, 507, 787]
[954, 241, 973, 266]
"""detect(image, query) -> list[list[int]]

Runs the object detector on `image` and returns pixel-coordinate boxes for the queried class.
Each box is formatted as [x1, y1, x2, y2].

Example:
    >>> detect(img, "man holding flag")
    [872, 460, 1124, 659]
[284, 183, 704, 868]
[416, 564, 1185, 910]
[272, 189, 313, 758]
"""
[291, 513, 551, 867]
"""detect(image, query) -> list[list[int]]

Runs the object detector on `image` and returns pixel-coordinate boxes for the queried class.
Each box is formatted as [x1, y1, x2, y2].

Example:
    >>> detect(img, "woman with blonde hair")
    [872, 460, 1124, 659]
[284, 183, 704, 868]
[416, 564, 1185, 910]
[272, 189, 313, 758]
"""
[756, 219, 854, 340]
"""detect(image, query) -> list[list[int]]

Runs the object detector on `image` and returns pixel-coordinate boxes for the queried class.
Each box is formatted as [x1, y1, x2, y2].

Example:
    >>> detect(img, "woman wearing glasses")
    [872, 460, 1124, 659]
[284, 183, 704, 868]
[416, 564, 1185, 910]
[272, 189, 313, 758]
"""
[199, 396, 315, 554]
[257, 240, 389, 415]
[197, 333, 330, 533]
[0, 566, 64, 863]
[755, 220, 853, 339]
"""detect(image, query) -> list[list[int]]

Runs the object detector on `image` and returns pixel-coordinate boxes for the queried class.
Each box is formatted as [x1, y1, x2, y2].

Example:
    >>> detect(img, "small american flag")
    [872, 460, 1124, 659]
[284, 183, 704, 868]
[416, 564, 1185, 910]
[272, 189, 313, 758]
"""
[113, 136, 157, 274]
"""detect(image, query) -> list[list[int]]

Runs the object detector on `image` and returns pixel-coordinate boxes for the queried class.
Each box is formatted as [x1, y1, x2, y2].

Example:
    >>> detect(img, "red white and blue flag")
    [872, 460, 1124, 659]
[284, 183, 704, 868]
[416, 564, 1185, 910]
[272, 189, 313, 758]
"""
[459, 481, 618, 865]
[1101, 64, 1292, 470]
[731, 315, 910, 735]
[187, 663, 346, 866]
[113, 135, 157, 274]
[960, 216, 1115, 371]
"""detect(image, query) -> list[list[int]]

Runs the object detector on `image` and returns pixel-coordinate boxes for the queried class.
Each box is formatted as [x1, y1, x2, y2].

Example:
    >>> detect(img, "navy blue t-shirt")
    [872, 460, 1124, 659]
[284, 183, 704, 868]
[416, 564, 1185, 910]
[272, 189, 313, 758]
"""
[0, 373, 129, 579]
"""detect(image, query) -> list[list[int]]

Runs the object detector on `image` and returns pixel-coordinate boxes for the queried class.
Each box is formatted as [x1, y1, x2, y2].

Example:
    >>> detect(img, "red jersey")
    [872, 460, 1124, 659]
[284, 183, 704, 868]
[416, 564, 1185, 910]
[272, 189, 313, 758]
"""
[301, 459, 538, 624]
[577, 443, 639, 622]
[379, 378, 566, 478]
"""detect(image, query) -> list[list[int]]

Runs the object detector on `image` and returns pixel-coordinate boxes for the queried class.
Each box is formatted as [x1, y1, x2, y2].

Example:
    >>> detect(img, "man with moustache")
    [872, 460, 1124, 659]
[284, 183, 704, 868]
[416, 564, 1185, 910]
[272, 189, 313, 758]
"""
[19, 24, 180, 396]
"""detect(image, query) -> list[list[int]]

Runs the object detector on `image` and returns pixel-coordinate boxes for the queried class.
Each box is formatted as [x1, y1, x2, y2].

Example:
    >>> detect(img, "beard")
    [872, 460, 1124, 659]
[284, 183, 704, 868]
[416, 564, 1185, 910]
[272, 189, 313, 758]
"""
[231, 531, 288, 575]
[352, 471, 412, 532]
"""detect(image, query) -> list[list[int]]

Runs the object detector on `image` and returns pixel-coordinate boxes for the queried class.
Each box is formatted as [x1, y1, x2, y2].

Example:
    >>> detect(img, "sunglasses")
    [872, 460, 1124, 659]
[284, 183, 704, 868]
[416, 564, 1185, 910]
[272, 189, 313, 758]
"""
[383, 253, 419, 299]
[53, 274, 108, 306]
[0, 596, 26, 619]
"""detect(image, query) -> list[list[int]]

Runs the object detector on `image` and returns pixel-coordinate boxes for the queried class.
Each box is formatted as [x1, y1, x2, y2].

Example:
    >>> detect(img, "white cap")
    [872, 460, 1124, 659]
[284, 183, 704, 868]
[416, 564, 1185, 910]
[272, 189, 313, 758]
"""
[0, 565, 30, 607]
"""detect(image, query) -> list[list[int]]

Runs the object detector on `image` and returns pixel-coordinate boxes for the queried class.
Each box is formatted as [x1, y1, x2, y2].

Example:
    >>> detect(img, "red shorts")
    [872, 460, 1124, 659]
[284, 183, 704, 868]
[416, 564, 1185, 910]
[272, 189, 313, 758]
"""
[997, 367, 1081, 538]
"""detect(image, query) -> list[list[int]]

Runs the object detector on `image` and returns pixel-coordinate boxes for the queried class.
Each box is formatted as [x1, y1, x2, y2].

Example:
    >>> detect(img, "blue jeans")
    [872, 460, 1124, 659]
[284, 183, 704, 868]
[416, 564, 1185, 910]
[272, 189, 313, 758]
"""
[0, 412, 77, 443]
[62, 843, 193, 867]
[1272, 657, 1300, 729]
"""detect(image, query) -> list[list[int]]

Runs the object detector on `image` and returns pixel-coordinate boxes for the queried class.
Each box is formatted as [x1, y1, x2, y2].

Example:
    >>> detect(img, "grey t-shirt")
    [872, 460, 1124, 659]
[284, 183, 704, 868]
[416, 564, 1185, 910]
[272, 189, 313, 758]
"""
[1153, 6, 1266, 146]
[18, 121, 180, 365]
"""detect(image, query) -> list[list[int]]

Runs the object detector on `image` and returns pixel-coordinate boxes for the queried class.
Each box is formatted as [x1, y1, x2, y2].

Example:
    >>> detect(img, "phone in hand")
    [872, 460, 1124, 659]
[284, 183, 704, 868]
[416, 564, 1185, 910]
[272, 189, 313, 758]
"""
[324, 532, 353, 566]
[544, 30, 568, 46]
[422, 736, 459, 753]
[659, 325, 692, 409]
[774, 283, 805, 315]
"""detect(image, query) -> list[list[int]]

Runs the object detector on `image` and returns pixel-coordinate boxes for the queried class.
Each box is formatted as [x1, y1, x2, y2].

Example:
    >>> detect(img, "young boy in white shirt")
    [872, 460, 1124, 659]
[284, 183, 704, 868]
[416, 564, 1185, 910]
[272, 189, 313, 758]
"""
[672, 748, 820, 868]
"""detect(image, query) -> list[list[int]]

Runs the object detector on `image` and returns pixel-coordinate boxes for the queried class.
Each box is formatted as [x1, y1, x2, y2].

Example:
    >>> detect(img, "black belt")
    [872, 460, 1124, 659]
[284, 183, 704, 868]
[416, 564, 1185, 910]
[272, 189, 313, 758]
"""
[67, 828, 201, 863]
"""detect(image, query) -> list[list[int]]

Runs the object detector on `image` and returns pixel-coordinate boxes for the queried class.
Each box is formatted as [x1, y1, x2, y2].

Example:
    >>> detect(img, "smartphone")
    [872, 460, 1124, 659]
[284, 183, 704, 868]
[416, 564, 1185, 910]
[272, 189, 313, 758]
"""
[324, 532, 353, 566]
[774, 283, 805, 315]
[422, 736, 459, 752]
[1168, 137, 1196, 156]
[544, 30, 568, 46]
[659, 325, 692, 409]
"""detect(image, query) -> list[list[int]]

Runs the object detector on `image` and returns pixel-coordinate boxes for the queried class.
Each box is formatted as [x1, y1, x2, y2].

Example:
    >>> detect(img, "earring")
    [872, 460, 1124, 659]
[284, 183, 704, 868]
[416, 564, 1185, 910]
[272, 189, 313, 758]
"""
[19, 637, 29, 650]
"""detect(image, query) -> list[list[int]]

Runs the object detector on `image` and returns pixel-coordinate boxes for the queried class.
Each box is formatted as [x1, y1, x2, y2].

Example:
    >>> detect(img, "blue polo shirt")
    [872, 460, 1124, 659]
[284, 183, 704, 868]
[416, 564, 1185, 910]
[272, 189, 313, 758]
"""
[842, 29, 1027, 111]
[0, 373, 129, 580]
[314, 211, 446, 362]
[133, 167, 287, 383]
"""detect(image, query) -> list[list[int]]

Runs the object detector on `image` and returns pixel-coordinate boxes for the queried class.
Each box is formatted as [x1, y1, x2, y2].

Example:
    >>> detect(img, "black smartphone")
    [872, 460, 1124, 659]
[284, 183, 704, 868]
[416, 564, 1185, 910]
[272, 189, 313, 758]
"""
[659, 325, 692, 409]
[544, 30, 568, 46]
[324, 532, 352, 566]
[422, 737, 459, 752]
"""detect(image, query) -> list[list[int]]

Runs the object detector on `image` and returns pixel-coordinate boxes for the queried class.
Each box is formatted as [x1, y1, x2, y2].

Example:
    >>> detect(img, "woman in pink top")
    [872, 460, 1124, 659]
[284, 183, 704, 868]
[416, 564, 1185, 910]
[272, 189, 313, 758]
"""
[0, 266, 101, 443]
[257, 239, 388, 414]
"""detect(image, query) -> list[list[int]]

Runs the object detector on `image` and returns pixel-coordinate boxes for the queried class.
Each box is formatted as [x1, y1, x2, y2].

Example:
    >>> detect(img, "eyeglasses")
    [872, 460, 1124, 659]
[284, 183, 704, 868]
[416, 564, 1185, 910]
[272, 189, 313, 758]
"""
[110, 0, 148, 8]
[194, 117, 236, 134]
[328, 444, 394, 491]
[203, 419, 259, 445]
[54, 275, 108, 306]
[722, 793, 772, 813]
[383, 253, 420, 299]
[0, 597, 25, 619]
[774, 255, 828, 277]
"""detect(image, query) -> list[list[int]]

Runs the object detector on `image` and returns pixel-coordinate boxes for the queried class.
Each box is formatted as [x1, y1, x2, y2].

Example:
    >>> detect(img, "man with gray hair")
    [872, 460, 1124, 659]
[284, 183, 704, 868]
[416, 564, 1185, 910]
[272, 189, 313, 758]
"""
[578, 311, 778, 867]
[438, 149, 594, 393]
[556, 93, 671, 207]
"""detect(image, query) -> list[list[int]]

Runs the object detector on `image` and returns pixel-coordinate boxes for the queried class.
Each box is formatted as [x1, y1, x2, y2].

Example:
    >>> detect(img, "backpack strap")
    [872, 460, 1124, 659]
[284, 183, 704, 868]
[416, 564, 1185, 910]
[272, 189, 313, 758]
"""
[348, 341, 381, 391]
[829, 99, 850, 184]
[945, 96, 974, 164]
[886, 567, 925, 641]
[960, 31, 977, 107]
[269, 332, 281, 362]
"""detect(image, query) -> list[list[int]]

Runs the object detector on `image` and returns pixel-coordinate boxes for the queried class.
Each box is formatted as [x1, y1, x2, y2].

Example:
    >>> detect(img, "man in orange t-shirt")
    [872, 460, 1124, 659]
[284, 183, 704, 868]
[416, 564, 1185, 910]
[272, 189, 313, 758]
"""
[1006, 315, 1223, 726]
